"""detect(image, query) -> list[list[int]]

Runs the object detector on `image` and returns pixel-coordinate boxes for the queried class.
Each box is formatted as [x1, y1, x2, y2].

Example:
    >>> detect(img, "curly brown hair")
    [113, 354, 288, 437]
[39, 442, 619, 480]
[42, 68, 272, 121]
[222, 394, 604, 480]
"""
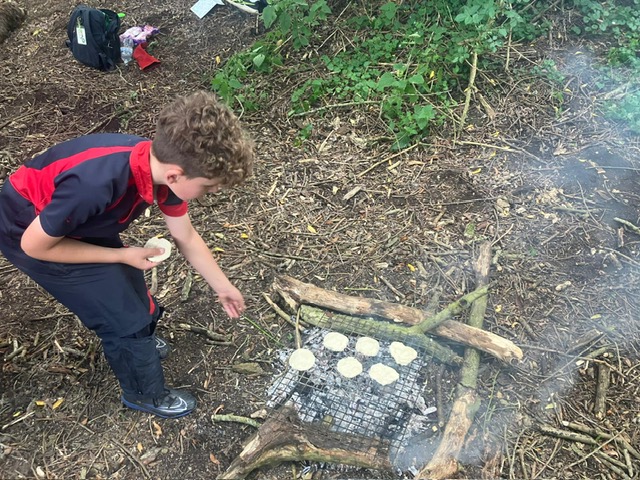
[152, 91, 254, 187]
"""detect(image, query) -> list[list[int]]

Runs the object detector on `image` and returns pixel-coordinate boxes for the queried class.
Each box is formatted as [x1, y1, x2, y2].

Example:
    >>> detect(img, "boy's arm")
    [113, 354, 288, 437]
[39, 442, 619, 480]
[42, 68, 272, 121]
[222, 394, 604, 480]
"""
[21, 216, 164, 270]
[163, 212, 245, 319]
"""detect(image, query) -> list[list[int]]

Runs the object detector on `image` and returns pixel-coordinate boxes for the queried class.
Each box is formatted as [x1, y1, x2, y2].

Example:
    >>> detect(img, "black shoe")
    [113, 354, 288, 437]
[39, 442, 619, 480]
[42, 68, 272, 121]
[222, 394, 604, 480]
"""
[154, 335, 170, 360]
[122, 388, 196, 419]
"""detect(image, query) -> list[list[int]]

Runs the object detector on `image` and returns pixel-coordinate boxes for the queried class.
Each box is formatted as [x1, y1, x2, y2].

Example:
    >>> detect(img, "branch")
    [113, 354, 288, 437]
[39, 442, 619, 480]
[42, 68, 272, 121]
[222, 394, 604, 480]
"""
[273, 275, 522, 363]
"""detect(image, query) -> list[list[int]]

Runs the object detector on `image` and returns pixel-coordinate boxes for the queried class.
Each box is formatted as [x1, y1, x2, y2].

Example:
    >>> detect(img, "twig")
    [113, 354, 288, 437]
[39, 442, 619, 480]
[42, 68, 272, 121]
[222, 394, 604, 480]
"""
[5, 346, 25, 361]
[458, 51, 478, 133]
[262, 292, 303, 331]
[2, 411, 35, 430]
[289, 100, 379, 118]
[211, 413, 261, 429]
[561, 421, 640, 461]
[594, 363, 610, 419]
[356, 143, 420, 177]
[180, 272, 193, 302]
[614, 217, 640, 235]
[114, 440, 151, 479]
[378, 275, 406, 299]
[178, 323, 230, 342]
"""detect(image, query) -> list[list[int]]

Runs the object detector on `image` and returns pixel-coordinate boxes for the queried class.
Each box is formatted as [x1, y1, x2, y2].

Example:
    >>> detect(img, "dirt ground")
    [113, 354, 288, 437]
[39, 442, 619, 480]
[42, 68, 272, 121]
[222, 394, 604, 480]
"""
[1, 1, 639, 479]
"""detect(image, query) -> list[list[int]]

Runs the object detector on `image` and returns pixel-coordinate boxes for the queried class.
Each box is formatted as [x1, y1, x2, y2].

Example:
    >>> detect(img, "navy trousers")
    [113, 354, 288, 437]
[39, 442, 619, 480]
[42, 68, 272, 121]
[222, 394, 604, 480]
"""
[0, 182, 165, 400]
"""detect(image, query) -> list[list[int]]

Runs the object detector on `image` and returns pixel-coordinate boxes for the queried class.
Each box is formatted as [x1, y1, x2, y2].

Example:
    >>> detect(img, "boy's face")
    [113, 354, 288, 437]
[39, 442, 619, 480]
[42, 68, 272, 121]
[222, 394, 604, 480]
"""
[169, 176, 223, 201]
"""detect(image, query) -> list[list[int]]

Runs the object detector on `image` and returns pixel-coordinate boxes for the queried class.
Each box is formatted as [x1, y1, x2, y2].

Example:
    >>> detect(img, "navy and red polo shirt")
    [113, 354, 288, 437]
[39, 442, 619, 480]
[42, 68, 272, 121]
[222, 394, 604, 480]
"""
[4, 133, 187, 242]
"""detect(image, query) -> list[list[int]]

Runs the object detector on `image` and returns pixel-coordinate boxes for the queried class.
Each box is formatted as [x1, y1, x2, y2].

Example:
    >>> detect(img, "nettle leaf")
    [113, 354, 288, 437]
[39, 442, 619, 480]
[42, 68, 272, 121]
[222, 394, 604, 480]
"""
[262, 6, 277, 28]
[253, 53, 266, 69]
[377, 72, 397, 90]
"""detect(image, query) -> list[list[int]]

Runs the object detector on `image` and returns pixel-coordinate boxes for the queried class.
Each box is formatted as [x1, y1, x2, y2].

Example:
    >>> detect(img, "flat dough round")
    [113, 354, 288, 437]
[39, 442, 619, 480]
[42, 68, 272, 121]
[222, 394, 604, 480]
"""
[389, 341, 418, 366]
[145, 237, 172, 263]
[336, 357, 363, 378]
[369, 363, 399, 386]
[323, 332, 349, 352]
[355, 337, 379, 357]
[288, 348, 316, 371]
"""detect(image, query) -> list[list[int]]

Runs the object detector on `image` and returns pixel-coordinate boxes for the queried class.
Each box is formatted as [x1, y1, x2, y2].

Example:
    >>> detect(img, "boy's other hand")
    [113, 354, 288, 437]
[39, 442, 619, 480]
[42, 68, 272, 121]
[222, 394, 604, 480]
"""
[122, 246, 166, 270]
[216, 285, 245, 318]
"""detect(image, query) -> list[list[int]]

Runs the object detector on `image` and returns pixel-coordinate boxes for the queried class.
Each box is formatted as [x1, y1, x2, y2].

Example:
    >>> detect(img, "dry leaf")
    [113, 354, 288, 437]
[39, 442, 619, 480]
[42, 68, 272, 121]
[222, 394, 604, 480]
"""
[35, 400, 46, 407]
[209, 453, 220, 465]
[407, 264, 416, 272]
[307, 225, 317, 234]
[153, 421, 162, 438]
[137, 443, 143, 453]
[52, 398, 64, 410]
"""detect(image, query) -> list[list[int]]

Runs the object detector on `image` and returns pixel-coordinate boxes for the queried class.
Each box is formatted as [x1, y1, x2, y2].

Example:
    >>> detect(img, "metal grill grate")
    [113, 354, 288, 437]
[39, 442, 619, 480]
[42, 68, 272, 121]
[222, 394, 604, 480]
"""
[266, 312, 439, 469]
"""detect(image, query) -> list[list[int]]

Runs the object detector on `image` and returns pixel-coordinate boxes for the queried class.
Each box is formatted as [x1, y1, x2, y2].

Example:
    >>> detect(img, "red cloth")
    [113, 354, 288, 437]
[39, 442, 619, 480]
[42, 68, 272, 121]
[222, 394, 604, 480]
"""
[133, 43, 160, 70]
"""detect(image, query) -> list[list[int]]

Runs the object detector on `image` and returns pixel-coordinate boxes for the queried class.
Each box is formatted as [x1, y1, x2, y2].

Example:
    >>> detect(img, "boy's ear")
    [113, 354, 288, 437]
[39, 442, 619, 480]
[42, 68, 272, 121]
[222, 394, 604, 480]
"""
[164, 166, 185, 184]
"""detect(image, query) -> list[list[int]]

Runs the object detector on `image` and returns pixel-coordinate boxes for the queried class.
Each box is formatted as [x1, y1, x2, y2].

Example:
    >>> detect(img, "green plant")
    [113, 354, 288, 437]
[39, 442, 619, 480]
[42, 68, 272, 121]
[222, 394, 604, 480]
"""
[210, 40, 282, 111]
[211, 0, 546, 148]
[262, 0, 331, 49]
[289, 0, 537, 148]
[570, 0, 640, 67]
[605, 89, 640, 134]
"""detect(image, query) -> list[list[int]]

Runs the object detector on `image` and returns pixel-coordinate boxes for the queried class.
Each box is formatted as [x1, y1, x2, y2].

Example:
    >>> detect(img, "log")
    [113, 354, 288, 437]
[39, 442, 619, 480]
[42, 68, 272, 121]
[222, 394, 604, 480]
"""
[218, 405, 392, 479]
[416, 242, 492, 479]
[273, 275, 522, 363]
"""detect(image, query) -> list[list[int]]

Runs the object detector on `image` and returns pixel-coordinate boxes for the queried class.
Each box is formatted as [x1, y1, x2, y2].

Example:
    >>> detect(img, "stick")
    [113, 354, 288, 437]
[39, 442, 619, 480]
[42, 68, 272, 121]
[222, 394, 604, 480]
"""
[212, 414, 261, 429]
[262, 292, 303, 331]
[219, 405, 392, 479]
[417, 242, 492, 479]
[614, 217, 640, 235]
[594, 363, 610, 419]
[178, 323, 230, 342]
[457, 51, 478, 133]
[561, 421, 640, 461]
[273, 275, 522, 363]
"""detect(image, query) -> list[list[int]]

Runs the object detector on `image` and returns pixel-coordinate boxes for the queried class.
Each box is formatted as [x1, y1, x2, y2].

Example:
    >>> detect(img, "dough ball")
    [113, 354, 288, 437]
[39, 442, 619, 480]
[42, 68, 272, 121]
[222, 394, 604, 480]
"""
[355, 336, 380, 357]
[336, 357, 363, 378]
[288, 348, 316, 371]
[389, 341, 418, 366]
[369, 363, 399, 386]
[323, 332, 349, 352]
[144, 237, 172, 263]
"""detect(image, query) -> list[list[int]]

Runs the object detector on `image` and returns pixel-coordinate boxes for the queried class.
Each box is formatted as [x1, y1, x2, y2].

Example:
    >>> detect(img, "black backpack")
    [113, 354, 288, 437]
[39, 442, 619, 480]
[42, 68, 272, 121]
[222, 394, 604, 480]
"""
[66, 5, 121, 71]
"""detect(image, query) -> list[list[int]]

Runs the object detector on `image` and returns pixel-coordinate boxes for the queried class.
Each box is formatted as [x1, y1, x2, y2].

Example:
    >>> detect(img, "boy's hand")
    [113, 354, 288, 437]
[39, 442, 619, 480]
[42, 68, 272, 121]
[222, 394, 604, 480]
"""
[216, 285, 245, 318]
[122, 246, 167, 270]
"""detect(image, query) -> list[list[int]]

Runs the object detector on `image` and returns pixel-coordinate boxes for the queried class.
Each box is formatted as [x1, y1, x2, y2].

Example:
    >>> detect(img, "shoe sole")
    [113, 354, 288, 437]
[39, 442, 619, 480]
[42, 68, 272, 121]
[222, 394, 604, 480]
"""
[121, 396, 194, 419]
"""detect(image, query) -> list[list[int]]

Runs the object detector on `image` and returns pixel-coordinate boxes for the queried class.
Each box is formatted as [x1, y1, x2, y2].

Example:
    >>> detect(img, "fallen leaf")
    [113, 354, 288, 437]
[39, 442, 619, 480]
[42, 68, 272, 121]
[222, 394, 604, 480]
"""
[153, 421, 162, 438]
[137, 443, 143, 453]
[52, 398, 64, 410]
[209, 453, 221, 465]
[35, 400, 46, 407]
[407, 264, 416, 272]
[240, 233, 249, 239]
[307, 225, 317, 234]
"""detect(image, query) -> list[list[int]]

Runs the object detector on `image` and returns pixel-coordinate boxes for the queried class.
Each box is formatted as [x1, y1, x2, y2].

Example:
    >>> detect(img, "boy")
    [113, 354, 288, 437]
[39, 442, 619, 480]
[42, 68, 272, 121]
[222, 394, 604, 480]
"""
[0, 91, 254, 418]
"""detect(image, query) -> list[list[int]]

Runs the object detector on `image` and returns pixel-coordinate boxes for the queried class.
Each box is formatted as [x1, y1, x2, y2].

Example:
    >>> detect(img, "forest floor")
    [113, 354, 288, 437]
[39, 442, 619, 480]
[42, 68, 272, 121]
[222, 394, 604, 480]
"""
[1, 1, 639, 479]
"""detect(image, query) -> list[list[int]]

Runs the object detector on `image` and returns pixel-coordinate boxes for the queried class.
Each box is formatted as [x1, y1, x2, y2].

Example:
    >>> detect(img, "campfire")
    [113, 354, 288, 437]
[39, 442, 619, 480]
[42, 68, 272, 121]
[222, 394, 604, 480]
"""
[267, 325, 438, 472]
[218, 243, 520, 479]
